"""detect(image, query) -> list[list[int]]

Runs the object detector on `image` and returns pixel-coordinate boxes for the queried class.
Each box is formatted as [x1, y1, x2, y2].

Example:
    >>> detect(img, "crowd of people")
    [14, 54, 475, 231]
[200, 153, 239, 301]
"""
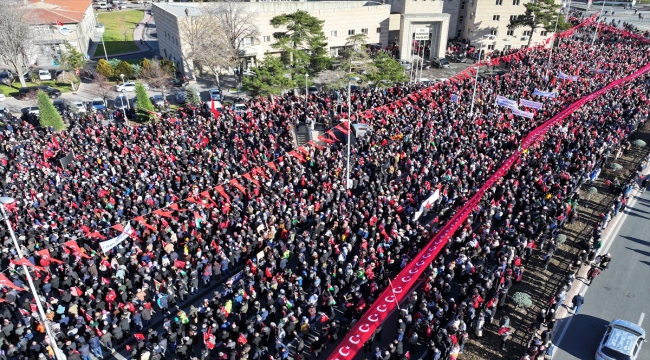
[0, 15, 648, 360]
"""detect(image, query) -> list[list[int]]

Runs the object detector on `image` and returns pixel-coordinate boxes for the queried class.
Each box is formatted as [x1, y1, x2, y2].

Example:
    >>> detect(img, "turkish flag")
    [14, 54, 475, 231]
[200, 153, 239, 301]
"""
[63, 240, 91, 259]
[11, 258, 45, 272]
[238, 334, 247, 345]
[0, 273, 24, 291]
[134, 333, 145, 341]
[36, 249, 64, 265]
[174, 260, 186, 269]
[56, 20, 63, 26]
[265, 267, 273, 279]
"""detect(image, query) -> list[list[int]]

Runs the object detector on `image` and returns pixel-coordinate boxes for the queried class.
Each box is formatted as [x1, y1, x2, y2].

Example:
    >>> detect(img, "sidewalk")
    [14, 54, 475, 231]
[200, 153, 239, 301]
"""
[133, 11, 153, 52]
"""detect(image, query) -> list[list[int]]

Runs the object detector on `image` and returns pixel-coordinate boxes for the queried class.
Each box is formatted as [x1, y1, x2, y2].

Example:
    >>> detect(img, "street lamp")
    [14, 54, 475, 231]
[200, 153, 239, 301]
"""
[592, 1, 607, 46]
[305, 74, 309, 109]
[0, 197, 64, 360]
[469, 35, 493, 118]
[95, 14, 108, 61]
[548, 10, 561, 67]
[119, 74, 129, 121]
[344, 76, 353, 190]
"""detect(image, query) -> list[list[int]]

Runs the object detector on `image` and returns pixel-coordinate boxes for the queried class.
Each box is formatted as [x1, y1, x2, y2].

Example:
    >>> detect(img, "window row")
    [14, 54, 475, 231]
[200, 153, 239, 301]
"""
[495, 0, 520, 4]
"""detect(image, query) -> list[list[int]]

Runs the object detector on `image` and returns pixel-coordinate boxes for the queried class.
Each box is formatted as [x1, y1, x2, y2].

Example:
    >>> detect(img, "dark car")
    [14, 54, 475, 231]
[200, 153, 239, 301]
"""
[449, 53, 467, 63]
[431, 58, 450, 69]
[18, 86, 61, 100]
[0, 71, 13, 86]
[170, 78, 189, 87]
[175, 91, 187, 104]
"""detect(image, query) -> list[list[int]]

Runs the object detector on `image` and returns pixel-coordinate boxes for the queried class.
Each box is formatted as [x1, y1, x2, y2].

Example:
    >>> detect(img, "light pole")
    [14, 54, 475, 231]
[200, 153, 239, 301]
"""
[548, 11, 561, 66]
[345, 77, 352, 190]
[0, 197, 64, 360]
[305, 74, 309, 109]
[592, 0, 607, 46]
[119, 74, 130, 122]
[469, 35, 492, 118]
[95, 14, 108, 61]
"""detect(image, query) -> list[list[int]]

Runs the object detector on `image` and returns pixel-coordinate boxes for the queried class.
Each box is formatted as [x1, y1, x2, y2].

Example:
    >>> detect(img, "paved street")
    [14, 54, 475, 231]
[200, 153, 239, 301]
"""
[553, 185, 650, 359]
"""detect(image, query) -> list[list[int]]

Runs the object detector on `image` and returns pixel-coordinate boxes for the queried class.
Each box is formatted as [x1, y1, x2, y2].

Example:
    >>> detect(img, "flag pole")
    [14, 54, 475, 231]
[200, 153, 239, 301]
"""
[388, 278, 401, 312]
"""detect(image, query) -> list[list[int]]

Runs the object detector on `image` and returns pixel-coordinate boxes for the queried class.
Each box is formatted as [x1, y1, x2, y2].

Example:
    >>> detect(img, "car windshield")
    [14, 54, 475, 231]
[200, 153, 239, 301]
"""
[601, 347, 632, 360]
[440, 59, 449, 64]
[92, 100, 104, 106]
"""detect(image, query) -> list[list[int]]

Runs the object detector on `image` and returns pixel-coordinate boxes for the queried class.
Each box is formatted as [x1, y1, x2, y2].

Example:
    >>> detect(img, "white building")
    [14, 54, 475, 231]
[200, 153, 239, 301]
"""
[24, 0, 96, 66]
[450, 0, 562, 53]
[153, 0, 451, 78]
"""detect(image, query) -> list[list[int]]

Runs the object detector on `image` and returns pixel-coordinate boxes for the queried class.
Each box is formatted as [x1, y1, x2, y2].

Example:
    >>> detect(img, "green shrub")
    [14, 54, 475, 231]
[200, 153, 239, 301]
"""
[37, 90, 64, 131]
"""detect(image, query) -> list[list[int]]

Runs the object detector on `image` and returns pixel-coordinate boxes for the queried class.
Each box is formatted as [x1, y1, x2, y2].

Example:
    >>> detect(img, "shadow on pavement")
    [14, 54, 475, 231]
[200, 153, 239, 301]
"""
[625, 247, 650, 258]
[553, 314, 608, 359]
[620, 235, 650, 247]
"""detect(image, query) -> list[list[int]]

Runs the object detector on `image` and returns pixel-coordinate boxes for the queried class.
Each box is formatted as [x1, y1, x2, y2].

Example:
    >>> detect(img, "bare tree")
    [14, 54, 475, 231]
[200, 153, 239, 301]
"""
[178, 6, 212, 80]
[193, 33, 237, 89]
[211, 1, 260, 58]
[92, 74, 113, 103]
[0, 3, 35, 87]
[141, 60, 173, 101]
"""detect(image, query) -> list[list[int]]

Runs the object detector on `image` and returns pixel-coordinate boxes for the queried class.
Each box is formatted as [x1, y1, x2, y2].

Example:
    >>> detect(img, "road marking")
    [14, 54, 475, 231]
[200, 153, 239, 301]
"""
[639, 313, 645, 327]
[553, 187, 643, 358]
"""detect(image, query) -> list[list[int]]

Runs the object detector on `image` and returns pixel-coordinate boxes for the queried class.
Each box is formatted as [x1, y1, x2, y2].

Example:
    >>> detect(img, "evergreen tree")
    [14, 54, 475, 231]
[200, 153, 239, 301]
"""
[134, 83, 154, 121]
[508, 0, 563, 47]
[367, 52, 408, 85]
[114, 61, 134, 80]
[242, 55, 296, 97]
[270, 10, 331, 78]
[185, 86, 200, 105]
[96, 59, 113, 79]
[37, 90, 64, 131]
[60, 42, 86, 72]
[140, 58, 153, 73]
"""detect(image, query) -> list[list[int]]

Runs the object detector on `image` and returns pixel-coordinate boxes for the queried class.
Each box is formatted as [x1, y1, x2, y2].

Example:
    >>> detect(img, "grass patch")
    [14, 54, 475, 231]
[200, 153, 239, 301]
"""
[94, 10, 144, 57]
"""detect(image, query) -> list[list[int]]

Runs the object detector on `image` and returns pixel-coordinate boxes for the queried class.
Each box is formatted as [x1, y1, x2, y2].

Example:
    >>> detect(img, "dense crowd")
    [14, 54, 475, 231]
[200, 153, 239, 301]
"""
[0, 17, 648, 360]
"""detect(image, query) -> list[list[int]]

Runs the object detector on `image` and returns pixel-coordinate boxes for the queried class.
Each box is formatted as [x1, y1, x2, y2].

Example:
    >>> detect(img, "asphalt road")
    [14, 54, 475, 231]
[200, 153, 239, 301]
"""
[553, 188, 650, 360]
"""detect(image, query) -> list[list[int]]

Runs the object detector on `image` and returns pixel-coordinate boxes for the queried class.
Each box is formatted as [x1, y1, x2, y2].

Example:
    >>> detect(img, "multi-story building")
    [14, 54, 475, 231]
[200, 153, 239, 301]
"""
[153, 0, 451, 78]
[452, 0, 562, 53]
[24, 0, 96, 66]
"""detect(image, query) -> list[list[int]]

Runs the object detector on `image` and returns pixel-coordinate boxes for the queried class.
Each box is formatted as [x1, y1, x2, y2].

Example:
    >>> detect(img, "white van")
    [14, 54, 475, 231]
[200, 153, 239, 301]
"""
[234, 103, 246, 115]
[97, 2, 107, 9]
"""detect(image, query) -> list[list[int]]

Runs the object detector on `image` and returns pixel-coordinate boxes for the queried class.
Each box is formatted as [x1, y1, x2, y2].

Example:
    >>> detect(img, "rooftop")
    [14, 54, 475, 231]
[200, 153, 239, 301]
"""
[25, 0, 92, 25]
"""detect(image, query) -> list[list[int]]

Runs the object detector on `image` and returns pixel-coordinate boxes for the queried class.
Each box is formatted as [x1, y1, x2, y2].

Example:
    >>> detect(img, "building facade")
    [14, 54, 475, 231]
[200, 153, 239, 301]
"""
[25, 0, 96, 67]
[153, 0, 450, 78]
[452, 0, 562, 53]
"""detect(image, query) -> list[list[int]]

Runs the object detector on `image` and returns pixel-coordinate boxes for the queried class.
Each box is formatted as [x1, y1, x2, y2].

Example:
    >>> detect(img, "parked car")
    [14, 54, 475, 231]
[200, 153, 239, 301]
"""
[212, 101, 223, 111]
[175, 91, 187, 104]
[418, 78, 432, 86]
[149, 94, 167, 107]
[449, 53, 467, 63]
[596, 319, 646, 360]
[114, 95, 133, 109]
[209, 88, 222, 101]
[0, 71, 13, 86]
[38, 70, 52, 81]
[308, 86, 318, 95]
[170, 78, 189, 87]
[97, 2, 107, 9]
[432, 58, 450, 69]
[116, 82, 136, 92]
[22, 106, 39, 116]
[233, 103, 245, 114]
[18, 86, 61, 99]
[400, 60, 412, 70]
[70, 101, 86, 113]
[91, 98, 106, 111]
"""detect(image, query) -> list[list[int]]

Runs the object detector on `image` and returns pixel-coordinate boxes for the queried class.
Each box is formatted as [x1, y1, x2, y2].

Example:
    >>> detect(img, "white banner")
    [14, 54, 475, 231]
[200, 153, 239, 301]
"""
[512, 109, 535, 119]
[558, 72, 579, 81]
[496, 95, 519, 110]
[519, 99, 543, 110]
[533, 89, 557, 98]
[413, 189, 440, 221]
[100, 223, 132, 253]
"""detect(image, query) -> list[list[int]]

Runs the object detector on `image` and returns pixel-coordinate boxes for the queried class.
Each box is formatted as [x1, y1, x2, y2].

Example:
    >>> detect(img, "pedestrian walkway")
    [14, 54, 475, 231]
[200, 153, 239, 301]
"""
[133, 11, 154, 52]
